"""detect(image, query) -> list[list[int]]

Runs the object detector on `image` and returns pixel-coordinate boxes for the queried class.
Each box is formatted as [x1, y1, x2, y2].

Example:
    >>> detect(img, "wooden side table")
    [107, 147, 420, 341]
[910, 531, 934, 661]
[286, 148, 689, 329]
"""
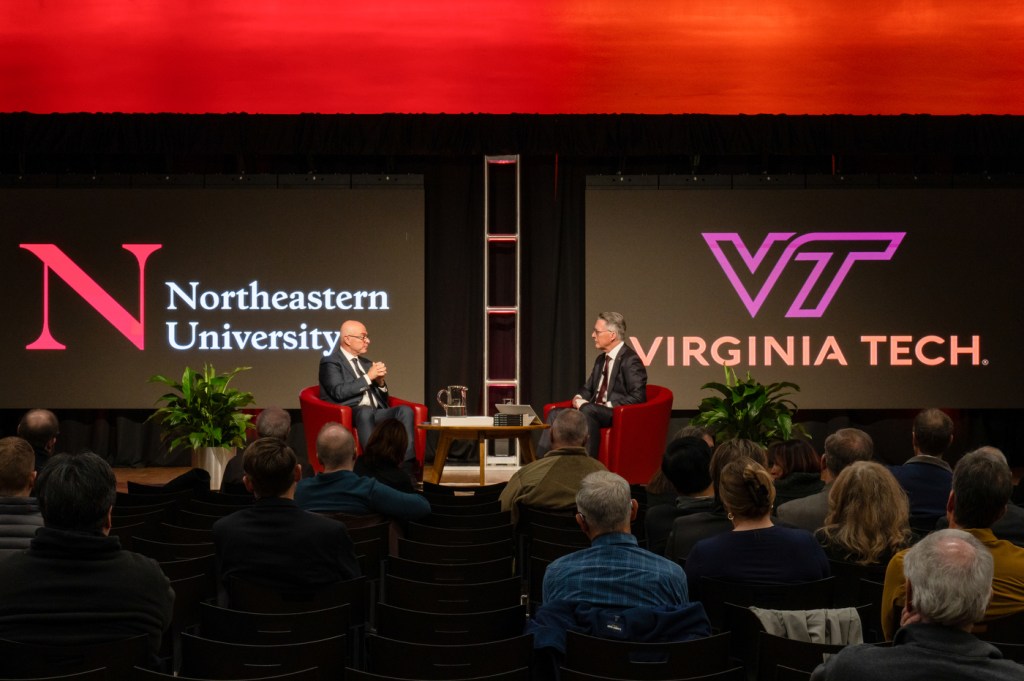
[417, 423, 548, 485]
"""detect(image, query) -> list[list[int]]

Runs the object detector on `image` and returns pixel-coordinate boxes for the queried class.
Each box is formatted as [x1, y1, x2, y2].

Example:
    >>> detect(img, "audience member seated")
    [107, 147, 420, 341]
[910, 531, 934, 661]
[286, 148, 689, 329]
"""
[213, 437, 361, 594]
[935, 447, 1024, 547]
[644, 425, 714, 509]
[812, 529, 1023, 681]
[17, 408, 59, 474]
[777, 428, 874, 533]
[295, 423, 430, 520]
[663, 438, 767, 561]
[816, 461, 913, 567]
[0, 436, 43, 559]
[222, 406, 291, 494]
[499, 409, 607, 525]
[882, 447, 1024, 640]
[684, 459, 829, 589]
[768, 439, 825, 508]
[645, 436, 714, 555]
[0, 452, 173, 658]
[528, 471, 710, 675]
[889, 408, 954, 521]
[353, 419, 416, 493]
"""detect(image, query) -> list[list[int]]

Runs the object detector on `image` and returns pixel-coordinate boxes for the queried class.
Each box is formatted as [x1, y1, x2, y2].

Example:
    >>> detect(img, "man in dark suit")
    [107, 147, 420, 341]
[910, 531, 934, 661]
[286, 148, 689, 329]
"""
[539, 312, 647, 459]
[212, 437, 360, 597]
[319, 319, 417, 479]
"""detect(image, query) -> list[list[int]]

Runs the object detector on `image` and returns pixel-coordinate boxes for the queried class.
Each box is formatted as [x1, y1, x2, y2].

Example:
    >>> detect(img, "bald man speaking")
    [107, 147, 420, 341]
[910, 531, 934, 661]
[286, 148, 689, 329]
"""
[319, 319, 418, 481]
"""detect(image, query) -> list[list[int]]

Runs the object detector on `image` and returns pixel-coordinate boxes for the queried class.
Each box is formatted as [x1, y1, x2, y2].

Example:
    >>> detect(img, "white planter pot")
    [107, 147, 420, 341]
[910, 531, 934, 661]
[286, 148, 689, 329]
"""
[192, 446, 235, 490]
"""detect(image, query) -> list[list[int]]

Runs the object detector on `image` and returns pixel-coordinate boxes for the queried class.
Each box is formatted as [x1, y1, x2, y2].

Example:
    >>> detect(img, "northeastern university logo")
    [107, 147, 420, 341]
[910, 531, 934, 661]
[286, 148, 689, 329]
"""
[703, 232, 905, 318]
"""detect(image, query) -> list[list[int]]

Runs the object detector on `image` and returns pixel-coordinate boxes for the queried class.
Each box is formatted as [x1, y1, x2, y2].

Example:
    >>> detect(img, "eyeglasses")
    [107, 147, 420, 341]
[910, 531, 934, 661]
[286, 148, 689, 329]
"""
[344, 334, 370, 341]
[592, 329, 612, 336]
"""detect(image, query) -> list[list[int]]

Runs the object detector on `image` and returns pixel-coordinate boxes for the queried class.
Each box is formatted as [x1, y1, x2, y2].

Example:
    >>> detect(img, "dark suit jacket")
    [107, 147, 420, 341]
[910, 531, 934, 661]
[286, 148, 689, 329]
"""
[319, 347, 390, 408]
[578, 344, 647, 407]
[212, 497, 360, 592]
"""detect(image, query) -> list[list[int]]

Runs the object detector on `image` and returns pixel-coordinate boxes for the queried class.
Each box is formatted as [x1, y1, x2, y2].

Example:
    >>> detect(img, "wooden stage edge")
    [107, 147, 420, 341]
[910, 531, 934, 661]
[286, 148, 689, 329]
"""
[113, 464, 516, 493]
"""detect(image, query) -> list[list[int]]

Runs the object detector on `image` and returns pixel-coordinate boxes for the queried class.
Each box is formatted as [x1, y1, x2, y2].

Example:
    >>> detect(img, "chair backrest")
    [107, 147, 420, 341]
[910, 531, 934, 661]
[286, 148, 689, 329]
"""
[317, 513, 388, 531]
[604, 384, 674, 484]
[406, 522, 514, 546]
[195, 489, 255, 506]
[175, 509, 226, 530]
[179, 632, 345, 681]
[107, 521, 149, 551]
[697, 577, 837, 629]
[365, 634, 534, 679]
[0, 635, 149, 678]
[158, 522, 214, 544]
[755, 632, 847, 681]
[116, 490, 192, 507]
[427, 499, 503, 515]
[2, 670, 109, 681]
[158, 553, 217, 582]
[131, 667, 319, 681]
[385, 555, 516, 584]
[559, 668, 744, 681]
[422, 481, 507, 497]
[109, 507, 170, 529]
[827, 560, 887, 607]
[182, 499, 244, 517]
[226, 575, 369, 627]
[199, 602, 350, 644]
[131, 536, 216, 561]
[562, 631, 732, 680]
[345, 669, 530, 681]
[516, 505, 579, 533]
[530, 538, 586, 562]
[383, 574, 522, 613]
[375, 603, 527, 644]
[973, 609, 1024, 644]
[397, 538, 514, 564]
[417, 511, 513, 529]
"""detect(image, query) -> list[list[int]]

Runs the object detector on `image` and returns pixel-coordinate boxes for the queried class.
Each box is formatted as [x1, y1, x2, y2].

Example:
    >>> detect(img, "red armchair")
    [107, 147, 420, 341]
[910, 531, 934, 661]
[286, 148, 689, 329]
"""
[299, 386, 428, 473]
[543, 384, 674, 484]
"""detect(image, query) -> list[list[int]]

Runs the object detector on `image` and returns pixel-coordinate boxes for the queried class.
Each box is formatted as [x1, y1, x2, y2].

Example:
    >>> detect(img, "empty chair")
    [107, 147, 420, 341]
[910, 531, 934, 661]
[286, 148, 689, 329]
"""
[385, 556, 515, 584]
[375, 603, 527, 644]
[365, 634, 533, 679]
[199, 602, 349, 645]
[562, 631, 733, 680]
[345, 669, 529, 681]
[417, 511, 512, 530]
[182, 499, 246, 517]
[397, 538, 514, 564]
[158, 553, 217, 582]
[111, 506, 173, 526]
[158, 523, 214, 544]
[179, 632, 345, 681]
[406, 522, 513, 546]
[0, 635, 149, 678]
[132, 537, 216, 562]
[176, 510, 225, 530]
[132, 668, 317, 681]
[384, 574, 522, 613]
[194, 490, 255, 506]
[108, 521, 149, 551]
[226, 575, 369, 629]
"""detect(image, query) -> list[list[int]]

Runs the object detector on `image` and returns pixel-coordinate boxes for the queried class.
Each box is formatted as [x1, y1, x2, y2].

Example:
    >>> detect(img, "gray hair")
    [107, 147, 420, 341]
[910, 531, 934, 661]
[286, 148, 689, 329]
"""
[256, 407, 292, 440]
[598, 312, 626, 341]
[550, 409, 589, 448]
[903, 528, 993, 629]
[823, 428, 874, 477]
[316, 423, 356, 470]
[576, 471, 631, 534]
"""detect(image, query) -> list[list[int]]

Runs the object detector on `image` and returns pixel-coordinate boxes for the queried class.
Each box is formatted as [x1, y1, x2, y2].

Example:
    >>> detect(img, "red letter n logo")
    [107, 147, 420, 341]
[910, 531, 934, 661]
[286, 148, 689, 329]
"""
[20, 244, 162, 350]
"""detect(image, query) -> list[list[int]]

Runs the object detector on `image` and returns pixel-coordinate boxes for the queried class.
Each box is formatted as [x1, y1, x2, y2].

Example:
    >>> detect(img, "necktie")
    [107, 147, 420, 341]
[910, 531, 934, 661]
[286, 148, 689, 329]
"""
[352, 358, 380, 408]
[595, 356, 612, 405]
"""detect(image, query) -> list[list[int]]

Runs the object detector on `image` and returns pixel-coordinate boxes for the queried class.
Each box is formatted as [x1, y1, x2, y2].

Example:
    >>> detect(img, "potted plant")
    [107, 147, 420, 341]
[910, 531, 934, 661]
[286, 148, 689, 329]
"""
[148, 364, 255, 489]
[689, 367, 809, 445]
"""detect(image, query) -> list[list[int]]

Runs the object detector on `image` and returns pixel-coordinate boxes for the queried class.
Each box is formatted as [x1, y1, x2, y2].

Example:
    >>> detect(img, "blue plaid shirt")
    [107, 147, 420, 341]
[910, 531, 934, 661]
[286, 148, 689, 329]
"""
[542, 532, 689, 608]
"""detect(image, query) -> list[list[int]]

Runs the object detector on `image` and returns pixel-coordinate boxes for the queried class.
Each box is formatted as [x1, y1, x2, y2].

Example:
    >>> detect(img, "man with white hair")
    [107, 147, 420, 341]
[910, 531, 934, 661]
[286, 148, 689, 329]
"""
[812, 529, 1023, 680]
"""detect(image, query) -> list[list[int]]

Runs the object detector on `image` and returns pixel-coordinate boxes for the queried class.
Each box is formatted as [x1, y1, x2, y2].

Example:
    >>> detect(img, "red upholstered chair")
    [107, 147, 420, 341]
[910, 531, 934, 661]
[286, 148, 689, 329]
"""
[543, 384, 673, 484]
[299, 386, 428, 473]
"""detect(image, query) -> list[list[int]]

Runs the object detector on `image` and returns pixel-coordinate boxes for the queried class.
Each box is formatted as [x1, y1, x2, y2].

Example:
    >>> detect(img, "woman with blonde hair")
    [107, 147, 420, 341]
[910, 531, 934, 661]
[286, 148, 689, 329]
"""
[684, 458, 829, 586]
[816, 461, 913, 566]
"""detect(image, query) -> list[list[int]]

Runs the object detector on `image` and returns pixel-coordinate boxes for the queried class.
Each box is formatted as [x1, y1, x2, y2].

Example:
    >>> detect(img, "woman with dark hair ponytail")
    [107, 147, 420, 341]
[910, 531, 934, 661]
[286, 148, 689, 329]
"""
[684, 458, 829, 588]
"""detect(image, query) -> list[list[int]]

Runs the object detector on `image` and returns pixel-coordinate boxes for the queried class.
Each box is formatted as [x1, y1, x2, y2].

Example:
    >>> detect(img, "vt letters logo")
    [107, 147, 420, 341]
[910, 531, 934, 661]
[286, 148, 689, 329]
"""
[20, 244, 162, 350]
[703, 232, 905, 318]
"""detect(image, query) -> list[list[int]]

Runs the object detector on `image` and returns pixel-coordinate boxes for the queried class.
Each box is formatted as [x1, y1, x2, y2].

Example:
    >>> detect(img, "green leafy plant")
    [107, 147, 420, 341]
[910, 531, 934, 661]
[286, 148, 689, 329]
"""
[148, 364, 255, 451]
[690, 367, 809, 445]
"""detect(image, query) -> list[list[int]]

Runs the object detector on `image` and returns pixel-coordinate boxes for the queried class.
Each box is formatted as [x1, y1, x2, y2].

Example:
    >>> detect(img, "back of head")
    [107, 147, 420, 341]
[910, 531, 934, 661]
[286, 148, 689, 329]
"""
[674, 424, 713, 447]
[243, 437, 299, 499]
[36, 452, 116, 532]
[256, 407, 291, 440]
[17, 408, 59, 450]
[718, 459, 775, 520]
[661, 436, 713, 495]
[823, 428, 874, 477]
[952, 447, 1012, 529]
[821, 461, 911, 565]
[598, 311, 626, 341]
[550, 409, 589, 449]
[364, 418, 408, 465]
[913, 408, 954, 456]
[709, 439, 767, 501]
[903, 528, 993, 629]
[767, 439, 819, 477]
[0, 436, 36, 496]
[316, 423, 356, 471]
[575, 470, 632, 535]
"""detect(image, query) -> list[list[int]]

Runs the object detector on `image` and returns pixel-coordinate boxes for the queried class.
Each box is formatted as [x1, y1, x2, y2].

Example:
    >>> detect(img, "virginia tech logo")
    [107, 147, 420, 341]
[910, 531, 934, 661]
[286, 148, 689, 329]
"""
[20, 244, 162, 350]
[703, 232, 905, 318]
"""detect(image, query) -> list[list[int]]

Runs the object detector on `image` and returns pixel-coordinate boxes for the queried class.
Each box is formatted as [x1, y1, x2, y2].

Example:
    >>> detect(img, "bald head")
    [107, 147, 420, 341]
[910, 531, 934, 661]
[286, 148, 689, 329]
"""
[316, 423, 357, 471]
[340, 320, 370, 356]
[17, 409, 59, 453]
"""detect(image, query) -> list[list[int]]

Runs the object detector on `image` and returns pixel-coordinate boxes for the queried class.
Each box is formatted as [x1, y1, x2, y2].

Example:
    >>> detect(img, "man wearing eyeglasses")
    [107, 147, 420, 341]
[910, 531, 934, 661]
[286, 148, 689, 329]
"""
[538, 311, 647, 459]
[319, 319, 417, 479]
